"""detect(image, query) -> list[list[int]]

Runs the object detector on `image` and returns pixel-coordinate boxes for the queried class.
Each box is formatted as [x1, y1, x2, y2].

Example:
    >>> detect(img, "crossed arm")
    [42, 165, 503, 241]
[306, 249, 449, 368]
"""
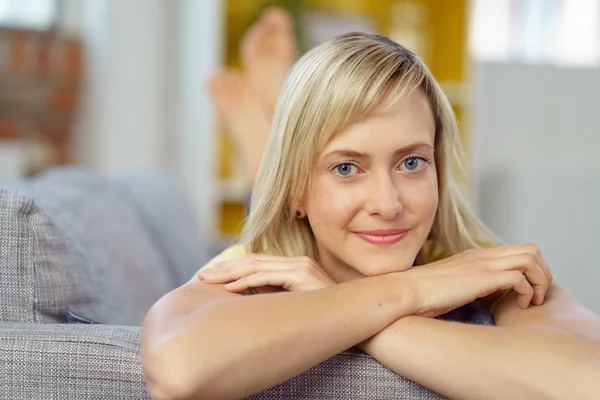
[359, 282, 600, 400]
[144, 249, 600, 400]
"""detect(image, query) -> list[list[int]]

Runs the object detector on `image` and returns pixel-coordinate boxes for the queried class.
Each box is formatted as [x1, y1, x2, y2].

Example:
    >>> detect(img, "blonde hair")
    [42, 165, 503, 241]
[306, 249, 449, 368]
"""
[241, 32, 500, 264]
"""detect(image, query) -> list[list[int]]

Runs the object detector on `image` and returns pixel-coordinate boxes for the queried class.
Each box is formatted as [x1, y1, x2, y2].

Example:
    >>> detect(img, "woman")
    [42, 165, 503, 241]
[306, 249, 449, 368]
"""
[142, 33, 600, 400]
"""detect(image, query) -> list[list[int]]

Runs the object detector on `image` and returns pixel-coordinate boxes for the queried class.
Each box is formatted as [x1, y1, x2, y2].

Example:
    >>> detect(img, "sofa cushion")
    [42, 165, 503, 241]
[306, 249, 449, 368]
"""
[111, 168, 208, 286]
[0, 188, 88, 323]
[0, 167, 205, 325]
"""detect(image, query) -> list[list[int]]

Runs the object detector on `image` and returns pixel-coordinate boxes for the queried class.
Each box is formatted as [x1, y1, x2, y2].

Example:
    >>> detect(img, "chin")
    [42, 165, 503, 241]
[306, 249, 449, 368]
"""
[349, 250, 417, 277]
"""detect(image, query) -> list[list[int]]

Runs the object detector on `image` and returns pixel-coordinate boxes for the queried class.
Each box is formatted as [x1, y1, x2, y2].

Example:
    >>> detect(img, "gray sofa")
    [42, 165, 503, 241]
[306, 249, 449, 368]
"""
[0, 167, 451, 399]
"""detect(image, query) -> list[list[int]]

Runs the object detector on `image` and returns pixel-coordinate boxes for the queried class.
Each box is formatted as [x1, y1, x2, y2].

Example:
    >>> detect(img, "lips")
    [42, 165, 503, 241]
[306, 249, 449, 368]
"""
[353, 229, 409, 245]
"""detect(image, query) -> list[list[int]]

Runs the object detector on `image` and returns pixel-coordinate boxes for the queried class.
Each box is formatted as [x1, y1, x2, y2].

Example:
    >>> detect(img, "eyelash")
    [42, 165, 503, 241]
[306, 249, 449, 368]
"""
[331, 162, 362, 177]
[402, 154, 431, 167]
[331, 154, 431, 177]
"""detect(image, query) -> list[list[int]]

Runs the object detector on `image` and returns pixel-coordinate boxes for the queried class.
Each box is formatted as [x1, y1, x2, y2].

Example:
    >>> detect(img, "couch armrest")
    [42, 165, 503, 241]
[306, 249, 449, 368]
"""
[0, 322, 148, 399]
[248, 348, 447, 400]
[0, 323, 446, 399]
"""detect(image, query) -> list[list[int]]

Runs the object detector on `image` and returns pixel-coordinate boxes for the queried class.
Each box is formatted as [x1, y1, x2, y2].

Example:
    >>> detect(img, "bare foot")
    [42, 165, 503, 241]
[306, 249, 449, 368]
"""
[208, 69, 271, 186]
[241, 7, 298, 116]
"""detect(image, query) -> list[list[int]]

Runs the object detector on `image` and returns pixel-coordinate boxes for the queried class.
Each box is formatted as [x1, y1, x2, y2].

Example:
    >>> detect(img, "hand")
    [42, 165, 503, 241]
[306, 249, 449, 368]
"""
[197, 254, 335, 293]
[400, 244, 553, 318]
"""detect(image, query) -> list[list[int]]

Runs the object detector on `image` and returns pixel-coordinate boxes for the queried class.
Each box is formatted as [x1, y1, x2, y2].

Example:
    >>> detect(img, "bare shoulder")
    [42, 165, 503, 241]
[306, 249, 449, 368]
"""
[142, 243, 249, 338]
[493, 281, 600, 340]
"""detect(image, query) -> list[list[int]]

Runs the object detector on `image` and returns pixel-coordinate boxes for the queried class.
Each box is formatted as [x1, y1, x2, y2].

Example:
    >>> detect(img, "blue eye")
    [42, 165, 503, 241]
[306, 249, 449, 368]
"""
[334, 163, 357, 177]
[401, 157, 426, 172]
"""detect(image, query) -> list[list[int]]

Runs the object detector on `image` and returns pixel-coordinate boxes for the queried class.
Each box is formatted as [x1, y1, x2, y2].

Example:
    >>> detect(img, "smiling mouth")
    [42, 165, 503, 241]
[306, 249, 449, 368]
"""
[353, 229, 409, 245]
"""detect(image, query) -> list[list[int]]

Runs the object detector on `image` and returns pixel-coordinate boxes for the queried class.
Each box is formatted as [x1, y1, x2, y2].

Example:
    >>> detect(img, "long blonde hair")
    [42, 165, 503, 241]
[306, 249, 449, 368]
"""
[241, 32, 499, 264]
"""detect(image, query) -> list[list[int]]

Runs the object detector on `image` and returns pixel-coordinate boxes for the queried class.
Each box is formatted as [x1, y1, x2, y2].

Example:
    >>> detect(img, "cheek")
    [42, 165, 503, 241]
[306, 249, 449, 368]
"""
[305, 179, 360, 232]
[403, 172, 439, 220]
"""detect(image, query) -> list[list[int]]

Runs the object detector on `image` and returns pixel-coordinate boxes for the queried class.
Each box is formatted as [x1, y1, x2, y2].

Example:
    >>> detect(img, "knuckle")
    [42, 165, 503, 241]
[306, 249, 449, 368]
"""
[522, 243, 540, 255]
[509, 270, 523, 283]
[517, 253, 536, 266]
[299, 256, 315, 269]
[299, 255, 311, 264]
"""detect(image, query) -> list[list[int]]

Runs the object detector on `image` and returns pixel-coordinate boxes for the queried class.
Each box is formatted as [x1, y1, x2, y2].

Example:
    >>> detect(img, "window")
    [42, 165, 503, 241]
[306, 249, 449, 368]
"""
[0, 0, 58, 30]
[470, 0, 600, 67]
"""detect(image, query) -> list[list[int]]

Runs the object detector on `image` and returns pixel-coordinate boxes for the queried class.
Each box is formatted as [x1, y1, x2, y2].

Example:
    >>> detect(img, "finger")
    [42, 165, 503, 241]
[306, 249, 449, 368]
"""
[210, 254, 301, 273]
[197, 258, 245, 281]
[202, 259, 300, 284]
[224, 270, 296, 292]
[478, 244, 553, 287]
[509, 244, 553, 288]
[495, 271, 534, 309]
[519, 244, 553, 287]
[513, 273, 535, 309]
[197, 258, 243, 277]
[206, 254, 319, 281]
[488, 254, 549, 306]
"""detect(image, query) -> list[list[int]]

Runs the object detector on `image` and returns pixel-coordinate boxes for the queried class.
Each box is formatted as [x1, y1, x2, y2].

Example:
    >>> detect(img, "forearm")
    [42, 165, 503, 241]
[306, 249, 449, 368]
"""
[360, 316, 600, 400]
[144, 275, 411, 400]
[493, 288, 600, 344]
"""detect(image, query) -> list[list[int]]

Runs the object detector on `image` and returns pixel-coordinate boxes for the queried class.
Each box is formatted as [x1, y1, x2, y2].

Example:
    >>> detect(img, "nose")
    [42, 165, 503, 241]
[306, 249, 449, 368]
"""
[364, 172, 403, 220]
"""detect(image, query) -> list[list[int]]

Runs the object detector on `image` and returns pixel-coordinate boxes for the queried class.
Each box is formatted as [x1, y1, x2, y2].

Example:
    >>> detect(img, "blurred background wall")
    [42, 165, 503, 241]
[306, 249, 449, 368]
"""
[0, 0, 598, 312]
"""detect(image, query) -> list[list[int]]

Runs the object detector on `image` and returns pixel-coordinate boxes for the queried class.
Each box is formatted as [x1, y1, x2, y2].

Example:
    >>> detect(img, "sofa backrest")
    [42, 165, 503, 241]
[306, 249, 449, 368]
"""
[0, 167, 207, 325]
[0, 187, 86, 323]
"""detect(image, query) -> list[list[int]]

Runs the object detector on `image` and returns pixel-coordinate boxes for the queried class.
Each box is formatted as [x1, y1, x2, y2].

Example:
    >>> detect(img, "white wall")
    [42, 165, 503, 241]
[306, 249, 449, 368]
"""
[75, 0, 172, 172]
[71, 0, 222, 241]
[472, 62, 600, 313]
[174, 0, 223, 239]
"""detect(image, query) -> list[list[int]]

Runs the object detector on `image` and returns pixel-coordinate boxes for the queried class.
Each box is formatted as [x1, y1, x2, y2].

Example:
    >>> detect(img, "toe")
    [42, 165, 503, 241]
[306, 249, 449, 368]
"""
[241, 20, 270, 60]
[261, 6, 294, 33]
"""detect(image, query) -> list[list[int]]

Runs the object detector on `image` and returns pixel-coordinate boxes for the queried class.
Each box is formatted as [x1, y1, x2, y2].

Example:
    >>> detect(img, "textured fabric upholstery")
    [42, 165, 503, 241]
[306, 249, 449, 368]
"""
[249, 348, 446, 400]
[1, 167, 208, 326]
[0, 323, 147, 399]
[0, 321, 447, 400]
[12, 168, 178, 325]
[0, 188, 87, 323]
[111, 168, 208, 287]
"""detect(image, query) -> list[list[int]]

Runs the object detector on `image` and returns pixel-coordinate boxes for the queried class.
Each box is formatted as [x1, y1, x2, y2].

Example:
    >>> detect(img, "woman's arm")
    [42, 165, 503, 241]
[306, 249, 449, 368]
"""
[358, 282, 600, 400]
[141, 274, 410, 400]
[493, 281, 600, 342]
[142, 244, 555, 399]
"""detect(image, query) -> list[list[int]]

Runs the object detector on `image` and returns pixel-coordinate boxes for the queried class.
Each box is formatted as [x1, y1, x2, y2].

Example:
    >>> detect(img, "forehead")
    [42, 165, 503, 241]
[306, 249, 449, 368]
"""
[323, 89, 435, 151]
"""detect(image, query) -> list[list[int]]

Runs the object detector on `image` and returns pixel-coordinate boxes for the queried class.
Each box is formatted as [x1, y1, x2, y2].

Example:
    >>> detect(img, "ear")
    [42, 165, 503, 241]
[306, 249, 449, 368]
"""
[294, 178, 310, 218]
[294, 200, 306, 218]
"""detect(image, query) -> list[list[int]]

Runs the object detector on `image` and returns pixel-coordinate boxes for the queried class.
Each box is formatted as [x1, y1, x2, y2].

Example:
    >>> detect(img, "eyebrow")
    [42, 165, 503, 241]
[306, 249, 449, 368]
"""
[322, 142, 434, 160]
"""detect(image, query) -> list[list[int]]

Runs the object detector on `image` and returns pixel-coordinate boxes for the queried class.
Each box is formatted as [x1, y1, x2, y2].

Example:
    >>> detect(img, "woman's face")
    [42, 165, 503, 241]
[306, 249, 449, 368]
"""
[303, 89, 438, 282]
